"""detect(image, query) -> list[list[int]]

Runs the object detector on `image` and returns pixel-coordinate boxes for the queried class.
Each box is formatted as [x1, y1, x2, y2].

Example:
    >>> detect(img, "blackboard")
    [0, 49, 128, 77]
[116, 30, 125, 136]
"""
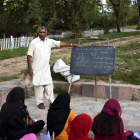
[70, 46, 115, 76]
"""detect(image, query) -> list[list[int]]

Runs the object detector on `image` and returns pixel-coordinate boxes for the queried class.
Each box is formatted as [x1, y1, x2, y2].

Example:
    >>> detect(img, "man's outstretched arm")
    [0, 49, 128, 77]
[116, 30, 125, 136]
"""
[60, 42, 78, 47]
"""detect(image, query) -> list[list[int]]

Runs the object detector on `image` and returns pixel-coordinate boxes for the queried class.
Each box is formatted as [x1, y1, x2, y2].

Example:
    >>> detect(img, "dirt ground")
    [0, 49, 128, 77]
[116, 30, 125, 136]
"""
[1, 35, 140, 78]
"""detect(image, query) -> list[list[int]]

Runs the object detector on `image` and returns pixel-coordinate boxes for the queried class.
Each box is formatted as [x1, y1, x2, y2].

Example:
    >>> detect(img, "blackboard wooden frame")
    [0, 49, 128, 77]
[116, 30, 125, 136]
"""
[70, 46, 115, 76]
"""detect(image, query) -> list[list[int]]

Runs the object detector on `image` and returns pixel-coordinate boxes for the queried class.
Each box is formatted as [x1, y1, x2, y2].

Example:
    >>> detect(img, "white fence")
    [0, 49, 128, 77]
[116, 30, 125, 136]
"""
[0, 36, 34, 51]
[1, 29, 140, 51]
[47, 29, 140, 38]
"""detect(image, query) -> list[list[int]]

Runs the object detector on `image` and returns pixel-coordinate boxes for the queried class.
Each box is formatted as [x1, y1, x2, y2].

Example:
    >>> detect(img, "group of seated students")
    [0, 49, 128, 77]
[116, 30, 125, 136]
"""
[0, 87, 135, 140]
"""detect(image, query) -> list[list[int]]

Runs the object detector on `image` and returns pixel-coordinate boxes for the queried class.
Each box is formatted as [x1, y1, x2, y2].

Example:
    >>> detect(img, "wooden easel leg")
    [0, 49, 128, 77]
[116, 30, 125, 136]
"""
[109, 76, 112, 98]
[68, 74, 73, 94]
[95, 76, 97, 101]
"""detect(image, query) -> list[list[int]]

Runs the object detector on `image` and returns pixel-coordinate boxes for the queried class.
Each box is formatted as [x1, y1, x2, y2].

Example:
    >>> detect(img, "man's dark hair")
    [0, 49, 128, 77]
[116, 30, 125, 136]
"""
[38, 26, 47, 33]
[91, 112, 120, 137]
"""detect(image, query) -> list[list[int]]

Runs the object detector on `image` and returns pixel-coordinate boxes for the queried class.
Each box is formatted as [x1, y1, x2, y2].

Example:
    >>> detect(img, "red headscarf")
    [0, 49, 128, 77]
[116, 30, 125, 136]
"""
[69, 113, 94, 140]
[94, 99, 127, 140]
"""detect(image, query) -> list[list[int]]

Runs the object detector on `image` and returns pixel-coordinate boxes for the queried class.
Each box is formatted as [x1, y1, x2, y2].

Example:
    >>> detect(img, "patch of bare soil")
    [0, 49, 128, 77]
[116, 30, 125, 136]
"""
[82, 35, 140, 47]
[1, 35, 140, 78]
[51, 47, 72, 57]
[0, 56, 27, 77]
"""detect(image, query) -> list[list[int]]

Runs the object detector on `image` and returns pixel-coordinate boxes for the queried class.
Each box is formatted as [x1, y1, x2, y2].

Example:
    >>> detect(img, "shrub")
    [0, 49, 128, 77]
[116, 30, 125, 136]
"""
[133, 77, 140, 85]
[136, 24, 140, 30]
[54, 87, 68, 95]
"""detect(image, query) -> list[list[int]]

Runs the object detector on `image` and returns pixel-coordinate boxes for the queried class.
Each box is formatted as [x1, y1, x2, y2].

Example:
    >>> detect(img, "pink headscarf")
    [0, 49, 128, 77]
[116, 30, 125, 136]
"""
[69, 113, 94, 140]
[94, 99, 126, 140]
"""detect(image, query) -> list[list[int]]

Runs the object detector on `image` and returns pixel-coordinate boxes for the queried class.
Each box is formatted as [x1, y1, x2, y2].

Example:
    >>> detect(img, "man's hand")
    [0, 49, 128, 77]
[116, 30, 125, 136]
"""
[72, 44, 78, 47]
[29, 69, 33, 76]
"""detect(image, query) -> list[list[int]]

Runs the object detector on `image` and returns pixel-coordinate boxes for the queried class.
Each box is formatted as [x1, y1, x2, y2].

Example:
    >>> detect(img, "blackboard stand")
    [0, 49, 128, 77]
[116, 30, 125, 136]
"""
[95, 76, 97, 101]
[68, 37, 113, 101]
[109, 76, 112, 98]
[68, 74, 73, 94]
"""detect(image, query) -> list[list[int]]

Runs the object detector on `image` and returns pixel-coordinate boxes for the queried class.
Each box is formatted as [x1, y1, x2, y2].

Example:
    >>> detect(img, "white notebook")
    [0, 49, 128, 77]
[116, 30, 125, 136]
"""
[40, 132, 51, 140]
[134, 130, 140, 139]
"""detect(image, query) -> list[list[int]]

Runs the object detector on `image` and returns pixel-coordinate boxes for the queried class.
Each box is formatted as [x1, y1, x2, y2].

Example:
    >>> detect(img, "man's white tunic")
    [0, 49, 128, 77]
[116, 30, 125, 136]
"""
[27, 37, 60, 86]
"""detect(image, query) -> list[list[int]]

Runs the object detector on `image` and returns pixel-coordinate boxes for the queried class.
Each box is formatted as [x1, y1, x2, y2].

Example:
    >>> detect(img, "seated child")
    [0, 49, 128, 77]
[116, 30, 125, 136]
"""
[47, 92, 75, 140]
[91, 98, 133, 140]
[0, 87, 45, 140]
[69, 113, 94, 140]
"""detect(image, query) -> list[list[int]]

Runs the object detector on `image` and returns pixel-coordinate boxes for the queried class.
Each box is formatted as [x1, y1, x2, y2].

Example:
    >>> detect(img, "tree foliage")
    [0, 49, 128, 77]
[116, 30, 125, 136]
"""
[0, 0, 102, 37]
[0, 0, 139, 37]
[132, 0, 140, 25]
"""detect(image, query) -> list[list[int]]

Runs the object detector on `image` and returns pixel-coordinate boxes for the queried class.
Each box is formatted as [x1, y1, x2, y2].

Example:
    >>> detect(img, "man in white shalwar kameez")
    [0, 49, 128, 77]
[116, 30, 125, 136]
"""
[27, 26, 78, 109]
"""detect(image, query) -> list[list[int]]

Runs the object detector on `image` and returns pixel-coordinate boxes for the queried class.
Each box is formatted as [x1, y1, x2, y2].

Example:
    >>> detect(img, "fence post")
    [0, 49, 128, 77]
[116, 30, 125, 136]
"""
[7, 38, 9, 49]
[25, 37, 27, 47]
[0, 39, 1, 50]
[15, 38, 17, 48]
[0, 39, 3, 50]
[2, 39, 3, 50]
[27, 37, 29, 47]
[4, 38, 6, 50]
[6, 38, 8, 49]
[11, 35, 14, 49]
[17, 37, 20, 48]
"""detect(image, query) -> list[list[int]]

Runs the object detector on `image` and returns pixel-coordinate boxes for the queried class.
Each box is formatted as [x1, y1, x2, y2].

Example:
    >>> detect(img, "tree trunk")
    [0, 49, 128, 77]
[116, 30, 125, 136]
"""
[115, 10, 121, 32]
[138, 5, 140, 24]
[104, 11, 109, 34]
[71, 1, 74, 20]
[109, 0, 121, 32]
[3, 33, 5, 39]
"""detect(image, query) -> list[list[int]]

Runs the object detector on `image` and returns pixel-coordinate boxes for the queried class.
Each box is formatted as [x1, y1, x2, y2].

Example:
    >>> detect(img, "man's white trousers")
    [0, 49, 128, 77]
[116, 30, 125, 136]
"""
[34, 82, 54, 105]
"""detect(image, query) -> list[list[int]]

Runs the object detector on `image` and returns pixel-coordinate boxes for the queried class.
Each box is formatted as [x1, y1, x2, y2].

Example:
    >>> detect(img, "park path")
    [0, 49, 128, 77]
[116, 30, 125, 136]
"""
[25, 95, 140, 139]
[1, 78, 140, 139]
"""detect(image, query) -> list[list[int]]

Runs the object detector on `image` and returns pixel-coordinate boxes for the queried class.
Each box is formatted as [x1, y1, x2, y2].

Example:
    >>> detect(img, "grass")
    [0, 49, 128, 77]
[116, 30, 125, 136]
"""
[0, 47, 28, 60]
[54, 87, 67, 95]
[1, 31, 140, 60]
[20, 68, 28, 79]
[54, 87, 72, 95]
[25, 93, 31, 98]
[131, 95, 137, 101]
[52, 31, 140, 46]
[1, 32, 140, 84]
[50, 56, 60, 62]
[98, 31, 140, 40]
[51, 67, 67, 81]
[12, 45, 140, 85]
[115, 41, 140, 53]
[2, 64, 10, 67]
[51, 37, 79, 44]
[0, 75, 19, 82]
[80, 40, 140, 85]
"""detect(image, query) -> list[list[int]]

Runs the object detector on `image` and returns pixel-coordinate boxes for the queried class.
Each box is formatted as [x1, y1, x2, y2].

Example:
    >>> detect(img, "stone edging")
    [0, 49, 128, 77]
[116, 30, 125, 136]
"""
[53, 81, 140, 101]
[1, 79, 140, 107]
